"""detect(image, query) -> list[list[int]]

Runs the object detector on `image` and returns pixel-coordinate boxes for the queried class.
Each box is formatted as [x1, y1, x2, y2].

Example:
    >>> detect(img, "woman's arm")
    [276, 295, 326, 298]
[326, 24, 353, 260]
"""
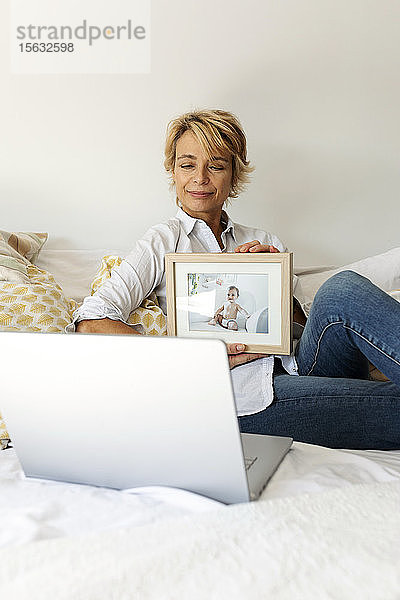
[70, 222, 179, 333]
[76, 318, 142, 335]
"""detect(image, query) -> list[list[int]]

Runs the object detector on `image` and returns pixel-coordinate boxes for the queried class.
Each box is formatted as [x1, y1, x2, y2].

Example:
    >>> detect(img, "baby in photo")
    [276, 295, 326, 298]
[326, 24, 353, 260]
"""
[208, 285, 250, 331]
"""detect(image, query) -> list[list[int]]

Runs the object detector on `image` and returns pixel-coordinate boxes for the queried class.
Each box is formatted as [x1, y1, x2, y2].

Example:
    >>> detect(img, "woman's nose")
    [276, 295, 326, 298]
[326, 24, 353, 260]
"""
[193, 166, 209, 184]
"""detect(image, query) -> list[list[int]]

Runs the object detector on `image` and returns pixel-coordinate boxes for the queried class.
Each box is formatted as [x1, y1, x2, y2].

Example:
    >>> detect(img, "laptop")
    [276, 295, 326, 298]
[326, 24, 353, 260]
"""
[0, 331, 292, 504]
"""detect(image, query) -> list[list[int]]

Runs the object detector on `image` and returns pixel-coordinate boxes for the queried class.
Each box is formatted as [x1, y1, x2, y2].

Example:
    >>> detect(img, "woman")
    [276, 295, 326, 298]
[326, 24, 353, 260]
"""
[72, 109, 400, 449]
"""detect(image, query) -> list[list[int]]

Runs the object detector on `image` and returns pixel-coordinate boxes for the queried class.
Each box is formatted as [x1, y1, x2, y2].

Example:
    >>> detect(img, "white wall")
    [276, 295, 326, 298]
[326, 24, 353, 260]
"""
[1, 0, 399, 266]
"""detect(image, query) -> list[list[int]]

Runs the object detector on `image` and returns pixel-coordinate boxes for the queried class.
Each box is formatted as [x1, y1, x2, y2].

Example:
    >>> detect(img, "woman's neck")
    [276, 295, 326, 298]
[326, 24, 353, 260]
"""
[181, 207, 224, 249]
[206, 214, 224, 247]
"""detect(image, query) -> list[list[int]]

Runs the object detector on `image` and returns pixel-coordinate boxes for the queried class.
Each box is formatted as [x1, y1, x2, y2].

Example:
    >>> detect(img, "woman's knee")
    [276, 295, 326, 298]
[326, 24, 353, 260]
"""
[322, 270, 366, 291]
[313, 270, 369, 308]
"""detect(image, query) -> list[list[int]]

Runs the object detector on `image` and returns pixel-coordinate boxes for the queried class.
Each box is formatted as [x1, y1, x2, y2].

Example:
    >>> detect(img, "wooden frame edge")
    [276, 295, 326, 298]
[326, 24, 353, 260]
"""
[164, 252, 293, 355]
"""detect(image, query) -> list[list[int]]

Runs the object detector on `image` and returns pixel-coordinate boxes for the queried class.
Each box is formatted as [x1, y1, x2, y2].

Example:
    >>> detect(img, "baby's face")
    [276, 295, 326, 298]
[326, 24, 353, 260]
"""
[227, 289, 238, 302]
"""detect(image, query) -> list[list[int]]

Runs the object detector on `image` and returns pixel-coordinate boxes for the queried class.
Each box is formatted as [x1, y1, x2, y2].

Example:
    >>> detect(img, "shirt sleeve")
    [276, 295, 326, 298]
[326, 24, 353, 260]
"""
[253, 232, 299, 297]
[266, 233, 287, 253]
[65, 222, 178, 332]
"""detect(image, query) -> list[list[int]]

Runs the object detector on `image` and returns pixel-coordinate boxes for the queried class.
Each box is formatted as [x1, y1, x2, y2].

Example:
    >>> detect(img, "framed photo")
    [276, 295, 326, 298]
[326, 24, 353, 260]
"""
[165, 253, 293, 355]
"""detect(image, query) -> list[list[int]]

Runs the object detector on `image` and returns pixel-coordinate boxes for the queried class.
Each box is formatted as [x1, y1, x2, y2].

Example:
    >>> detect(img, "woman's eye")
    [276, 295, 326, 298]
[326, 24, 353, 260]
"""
[179, 163, 223, 171]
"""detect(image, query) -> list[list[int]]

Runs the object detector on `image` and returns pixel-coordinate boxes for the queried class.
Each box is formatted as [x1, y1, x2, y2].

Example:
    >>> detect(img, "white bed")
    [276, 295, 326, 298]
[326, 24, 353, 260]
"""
[2, 444, 400, 598]
[1, 244, 400, 597]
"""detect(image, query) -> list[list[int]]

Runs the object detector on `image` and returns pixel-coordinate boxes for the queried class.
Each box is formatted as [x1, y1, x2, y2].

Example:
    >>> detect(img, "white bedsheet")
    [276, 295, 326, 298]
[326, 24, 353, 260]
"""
[1, 478, 400, 599]
[2, 443, 400, 549]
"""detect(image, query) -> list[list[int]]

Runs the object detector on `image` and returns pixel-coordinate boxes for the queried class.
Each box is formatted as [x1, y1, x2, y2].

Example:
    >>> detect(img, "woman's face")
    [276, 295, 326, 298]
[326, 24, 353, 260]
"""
[172, 131, 233, 220]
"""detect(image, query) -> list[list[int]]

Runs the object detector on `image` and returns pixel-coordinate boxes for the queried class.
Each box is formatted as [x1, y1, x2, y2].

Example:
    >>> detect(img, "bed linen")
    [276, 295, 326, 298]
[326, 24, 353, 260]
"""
[1, 446, 400, 598]
[2, 442, 400, 549]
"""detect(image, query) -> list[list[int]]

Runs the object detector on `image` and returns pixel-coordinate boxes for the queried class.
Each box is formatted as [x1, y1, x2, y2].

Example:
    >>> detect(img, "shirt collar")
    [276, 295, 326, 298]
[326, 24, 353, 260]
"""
[220, 210, 237, 242]
[175, 207, 238, 242]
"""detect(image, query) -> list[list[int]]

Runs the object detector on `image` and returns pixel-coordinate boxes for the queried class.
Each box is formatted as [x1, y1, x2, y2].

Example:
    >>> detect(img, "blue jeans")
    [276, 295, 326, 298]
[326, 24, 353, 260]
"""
[239, 271, 400, 449]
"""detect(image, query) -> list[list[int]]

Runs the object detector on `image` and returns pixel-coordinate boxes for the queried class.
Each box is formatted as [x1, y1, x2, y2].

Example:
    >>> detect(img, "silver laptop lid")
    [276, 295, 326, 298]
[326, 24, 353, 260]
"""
[0, 332, 250, 504]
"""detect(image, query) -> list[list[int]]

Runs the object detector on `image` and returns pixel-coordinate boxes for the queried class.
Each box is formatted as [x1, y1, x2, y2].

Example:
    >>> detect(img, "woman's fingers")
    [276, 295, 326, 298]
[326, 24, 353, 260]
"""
[228, 352, 266, 369]
[226, 342, 266, 369]
[249, 244, 279, 253]
[226, 343, 246, 354]
[234, 240, 260, 253]
[234, 241, 280, 253]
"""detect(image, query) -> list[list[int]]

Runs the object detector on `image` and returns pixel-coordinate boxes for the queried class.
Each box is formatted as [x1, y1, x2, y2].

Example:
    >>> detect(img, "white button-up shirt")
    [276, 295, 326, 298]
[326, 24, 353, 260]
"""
[68, 208, 299, 415]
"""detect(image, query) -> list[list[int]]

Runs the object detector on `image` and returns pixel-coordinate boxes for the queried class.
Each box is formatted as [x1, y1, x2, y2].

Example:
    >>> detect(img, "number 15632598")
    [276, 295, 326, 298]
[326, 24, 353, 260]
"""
[19, 42, 75, 52]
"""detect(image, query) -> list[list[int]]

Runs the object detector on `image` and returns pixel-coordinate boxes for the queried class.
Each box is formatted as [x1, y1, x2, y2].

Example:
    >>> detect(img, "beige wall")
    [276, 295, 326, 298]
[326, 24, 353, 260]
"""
[1, 0, 399, 266]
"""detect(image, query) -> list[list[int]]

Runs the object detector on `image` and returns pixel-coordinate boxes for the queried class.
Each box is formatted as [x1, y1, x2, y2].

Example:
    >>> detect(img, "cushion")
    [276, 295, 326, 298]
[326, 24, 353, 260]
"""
[0, 231, 48, 283]
[295, 247, 400, 315]
[0, 266, 77, 447]
[0, 416, 10, 450]
[36, 248, 128, 303]
[0, 265, 77, 332]
[91, 256, 167, 336]
[0, 233, 72, 448]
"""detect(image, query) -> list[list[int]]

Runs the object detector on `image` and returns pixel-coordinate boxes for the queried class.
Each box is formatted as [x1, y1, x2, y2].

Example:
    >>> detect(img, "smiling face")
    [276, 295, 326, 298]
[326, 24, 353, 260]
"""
[172, 131, 233, 222]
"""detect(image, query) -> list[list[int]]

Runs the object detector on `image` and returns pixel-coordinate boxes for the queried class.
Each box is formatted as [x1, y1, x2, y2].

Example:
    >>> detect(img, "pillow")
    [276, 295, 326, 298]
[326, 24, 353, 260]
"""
[0, 265, 77, 332]
[91, 256, 167, 336]
[0, 234, 73, 447]
[0, 415, 10, 450]
[296, 247, 400, 315]
[36, 248, 128, 303]
[0, 231, 48, 283]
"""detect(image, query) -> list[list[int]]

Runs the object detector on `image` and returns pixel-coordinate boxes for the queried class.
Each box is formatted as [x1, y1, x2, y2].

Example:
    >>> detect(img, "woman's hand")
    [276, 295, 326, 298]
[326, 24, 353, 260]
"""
[226, 343, 266, 369]
[234, 240, 279, 253]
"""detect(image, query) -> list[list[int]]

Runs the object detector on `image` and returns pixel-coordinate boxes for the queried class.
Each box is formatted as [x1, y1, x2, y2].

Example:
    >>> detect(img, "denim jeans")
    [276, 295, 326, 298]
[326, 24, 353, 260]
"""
[239, 271, 400, 449]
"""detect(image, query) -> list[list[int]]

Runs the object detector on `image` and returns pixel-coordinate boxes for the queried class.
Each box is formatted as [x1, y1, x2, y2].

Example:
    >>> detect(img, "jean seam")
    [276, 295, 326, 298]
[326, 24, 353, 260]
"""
[306, 320, 400, 376]
[343, 325, 400, 370]
[306, 320, 342, 375]
[273, 394, 400, 404]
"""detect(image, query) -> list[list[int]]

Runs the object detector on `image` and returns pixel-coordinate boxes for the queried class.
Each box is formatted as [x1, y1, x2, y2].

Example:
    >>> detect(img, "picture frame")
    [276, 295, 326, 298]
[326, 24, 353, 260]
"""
[165, 252, 293, 355]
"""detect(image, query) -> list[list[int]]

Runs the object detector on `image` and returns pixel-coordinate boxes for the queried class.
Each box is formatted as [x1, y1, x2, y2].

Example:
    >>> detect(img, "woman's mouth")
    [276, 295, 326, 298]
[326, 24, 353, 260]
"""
[187, 191, 214, 198]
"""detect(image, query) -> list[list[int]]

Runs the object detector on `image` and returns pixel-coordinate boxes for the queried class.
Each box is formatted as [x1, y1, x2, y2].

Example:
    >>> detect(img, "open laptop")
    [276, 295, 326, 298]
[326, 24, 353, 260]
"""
[0, 331, 292, 504]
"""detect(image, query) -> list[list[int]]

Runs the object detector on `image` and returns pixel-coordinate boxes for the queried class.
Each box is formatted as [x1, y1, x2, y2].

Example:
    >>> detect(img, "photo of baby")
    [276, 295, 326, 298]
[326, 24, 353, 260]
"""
[187, 273, 270, 334]
[208, 285, 249, 330]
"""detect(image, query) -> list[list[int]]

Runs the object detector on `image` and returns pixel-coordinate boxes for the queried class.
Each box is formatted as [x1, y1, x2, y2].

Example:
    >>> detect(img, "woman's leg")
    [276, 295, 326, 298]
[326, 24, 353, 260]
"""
[238, 373, 400, 449]
[295, 270, 400, 386]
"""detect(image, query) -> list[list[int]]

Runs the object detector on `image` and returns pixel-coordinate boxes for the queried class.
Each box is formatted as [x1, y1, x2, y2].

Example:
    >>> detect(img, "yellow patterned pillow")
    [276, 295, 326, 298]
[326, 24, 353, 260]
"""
[91, 256, 167, 336]
[0, 418, 10, 450]
[0, 265, 77, 332]
[0, 264, 77, 446]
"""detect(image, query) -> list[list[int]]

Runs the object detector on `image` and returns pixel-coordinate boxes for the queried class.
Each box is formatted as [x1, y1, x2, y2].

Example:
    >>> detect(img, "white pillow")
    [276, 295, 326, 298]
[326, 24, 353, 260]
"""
[389, 290, 400, 302]
[36, 248, 127, 302]
[295, 247, 400, 315]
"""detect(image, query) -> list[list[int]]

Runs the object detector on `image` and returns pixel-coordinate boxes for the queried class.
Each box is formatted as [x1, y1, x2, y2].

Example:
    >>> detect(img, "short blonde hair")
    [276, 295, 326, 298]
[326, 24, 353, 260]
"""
[164, 109, 254, 201]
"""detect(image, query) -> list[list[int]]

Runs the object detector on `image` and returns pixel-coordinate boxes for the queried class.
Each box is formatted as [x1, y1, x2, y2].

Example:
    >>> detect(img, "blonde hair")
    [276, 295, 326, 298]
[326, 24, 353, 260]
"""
[164, 109, 254, 202]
